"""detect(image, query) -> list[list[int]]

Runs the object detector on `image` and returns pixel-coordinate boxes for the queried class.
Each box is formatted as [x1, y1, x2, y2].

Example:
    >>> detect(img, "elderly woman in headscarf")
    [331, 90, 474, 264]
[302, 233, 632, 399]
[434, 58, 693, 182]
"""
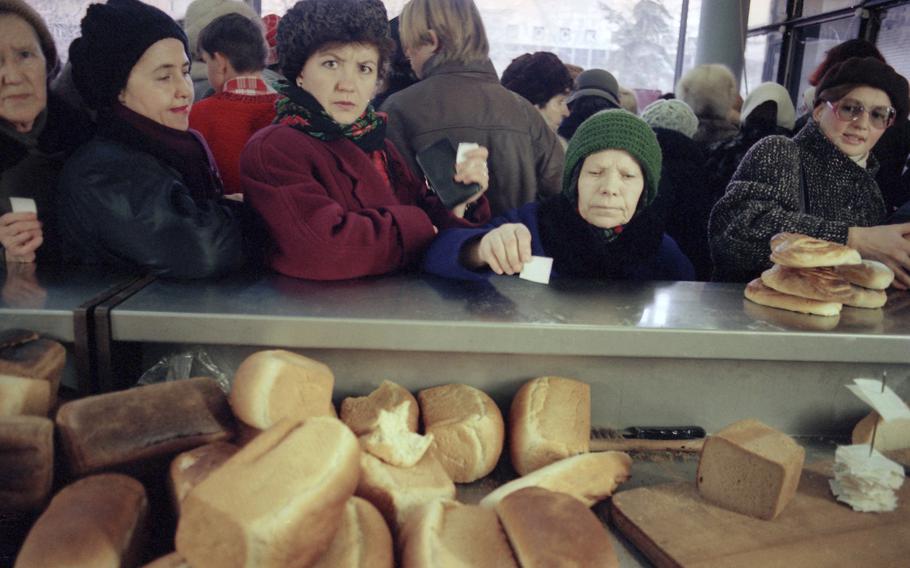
[423, 110, 694, 281]
[0, 0, 92, 263]
[709, 57, 910, 287]
[57, 0, 244, 279]
[240, 0, 490, 281]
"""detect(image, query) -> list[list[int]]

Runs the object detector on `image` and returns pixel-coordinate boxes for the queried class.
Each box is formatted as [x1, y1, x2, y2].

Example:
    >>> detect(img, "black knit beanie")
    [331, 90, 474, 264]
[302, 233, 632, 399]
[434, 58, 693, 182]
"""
[815, 56, 909, 124]
[0, 0, 57, 75]
[501, 52, 573, 107]
[69, 0, 189, 111]
[278, 0, 392, 83]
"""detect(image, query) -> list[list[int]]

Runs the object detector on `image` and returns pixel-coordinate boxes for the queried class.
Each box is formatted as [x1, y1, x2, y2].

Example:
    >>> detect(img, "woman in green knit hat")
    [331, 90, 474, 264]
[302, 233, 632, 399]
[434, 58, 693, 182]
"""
[423, 109, 694, 281]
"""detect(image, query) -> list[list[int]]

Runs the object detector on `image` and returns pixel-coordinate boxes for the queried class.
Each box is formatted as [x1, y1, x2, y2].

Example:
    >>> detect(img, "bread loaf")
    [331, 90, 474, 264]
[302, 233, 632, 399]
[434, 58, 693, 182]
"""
[742, 300, 841, 331]
[495, 487, 619, 568]
[229, 350, 335, 429]
[760, 265, 853, 302]
[0, 415, 53, 512]
[509, 377, 590, 476]
[843, 284, 887, 309]
[176, 416, 360, 568]
[400, 499, 518, 568]
[56, 377, 236, 477]
[341, 380, 419, 436]
[480, 451, 631, 509]
[360, 402, 433, 468]
[852, 411, 910, 451]
[769, 232, 861, 268]
[0, 374, 50, 417]
[744, 278, 842, 316]
[15, 473, 148, 568]
[418, 384, 504, 482]
[168, 441, 239, 515]
[356, 450, 455, 532]
[0, 333, 65, 410]
[312, 497, 393, 568]
[696, 419, 804, 520]
[835, 260, 894, 290]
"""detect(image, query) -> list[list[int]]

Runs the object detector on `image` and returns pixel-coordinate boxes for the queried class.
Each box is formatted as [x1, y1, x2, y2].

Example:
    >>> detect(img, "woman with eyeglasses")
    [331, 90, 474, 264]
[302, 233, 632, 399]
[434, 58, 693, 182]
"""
[709, 57, 910, 288]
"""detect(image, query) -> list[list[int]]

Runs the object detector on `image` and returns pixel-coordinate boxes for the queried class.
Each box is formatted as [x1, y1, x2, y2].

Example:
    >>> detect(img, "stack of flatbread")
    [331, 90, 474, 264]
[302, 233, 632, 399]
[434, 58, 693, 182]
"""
[744, 233, 894, 316]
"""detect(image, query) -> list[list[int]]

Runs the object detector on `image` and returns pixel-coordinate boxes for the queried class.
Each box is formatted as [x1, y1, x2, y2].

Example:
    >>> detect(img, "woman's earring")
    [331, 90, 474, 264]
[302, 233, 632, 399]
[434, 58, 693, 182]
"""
[296, 78, 304, 88]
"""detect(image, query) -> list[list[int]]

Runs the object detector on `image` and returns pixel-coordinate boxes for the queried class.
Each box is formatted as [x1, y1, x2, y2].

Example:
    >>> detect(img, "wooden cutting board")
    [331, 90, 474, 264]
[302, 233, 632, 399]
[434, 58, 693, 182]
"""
[611, 462, 910, 568]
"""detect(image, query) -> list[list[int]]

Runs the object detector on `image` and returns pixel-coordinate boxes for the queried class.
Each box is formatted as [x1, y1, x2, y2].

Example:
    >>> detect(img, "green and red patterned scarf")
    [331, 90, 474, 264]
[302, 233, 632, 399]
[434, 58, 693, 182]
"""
[274, 82, 387, 152]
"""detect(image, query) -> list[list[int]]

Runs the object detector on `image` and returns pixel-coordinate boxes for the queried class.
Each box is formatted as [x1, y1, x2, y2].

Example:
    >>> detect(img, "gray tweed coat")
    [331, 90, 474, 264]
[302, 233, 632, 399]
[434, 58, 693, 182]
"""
[708, 119, 887, 282]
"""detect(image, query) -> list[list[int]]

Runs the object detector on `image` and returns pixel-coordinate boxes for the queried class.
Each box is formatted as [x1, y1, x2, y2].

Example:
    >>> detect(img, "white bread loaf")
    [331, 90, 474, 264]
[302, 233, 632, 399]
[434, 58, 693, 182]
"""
[509, 377, 590, 476]
[696, 418, 805, 520]
[341, 380, 419, 436]
[480, 451, 631, 509]
[399, 499, 518, 568]
[168, 441, 239, 515]
[0, 374, 50, 417]
[769, 232, 861, 268]
[0, 333, 65, 412]
[852, 411, 910, 451]
[356, 450, 455, 532]
[175, 416, 360, 568]
[360, 402, 433, 468]
[495, 487, 619, 568]
[835, 260, 895, 290]
[418, 384, 504, 482]
[14, 474, 148, 568]
[843, 284, 888, 308]
[229, 350, 335, 429]
[760, 265, 853, 302]
[0, 415, 53, 512]
[142, 553, 190, 568]
[312, 497, 393, 568]
[744, 278, 842, 316]
[742, 299, 841, 331]
[56, 377, 236, 477]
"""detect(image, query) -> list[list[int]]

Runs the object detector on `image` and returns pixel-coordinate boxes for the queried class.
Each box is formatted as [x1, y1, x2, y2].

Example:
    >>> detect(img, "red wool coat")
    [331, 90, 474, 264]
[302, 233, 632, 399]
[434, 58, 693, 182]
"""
[240, 124, 490, 280]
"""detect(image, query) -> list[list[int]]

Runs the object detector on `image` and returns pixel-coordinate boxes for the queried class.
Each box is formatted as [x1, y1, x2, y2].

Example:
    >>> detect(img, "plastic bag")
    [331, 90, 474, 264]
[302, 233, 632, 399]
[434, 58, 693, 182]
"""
[136, 348, 231, 392]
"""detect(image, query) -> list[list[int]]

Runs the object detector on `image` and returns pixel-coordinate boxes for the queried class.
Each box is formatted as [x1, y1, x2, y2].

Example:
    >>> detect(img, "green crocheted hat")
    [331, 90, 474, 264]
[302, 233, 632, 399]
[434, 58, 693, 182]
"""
[562, 109, 662, 207]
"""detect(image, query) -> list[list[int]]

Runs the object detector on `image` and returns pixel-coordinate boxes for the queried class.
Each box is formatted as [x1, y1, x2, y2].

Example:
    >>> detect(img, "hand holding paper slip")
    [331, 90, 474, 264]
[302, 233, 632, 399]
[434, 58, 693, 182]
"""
[519, 256, 553, 285]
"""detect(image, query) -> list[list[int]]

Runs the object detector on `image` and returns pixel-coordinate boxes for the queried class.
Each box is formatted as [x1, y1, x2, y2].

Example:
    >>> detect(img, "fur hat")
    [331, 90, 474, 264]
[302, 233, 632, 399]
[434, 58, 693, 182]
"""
[262, 13, 281, 66]
[567, 68, 620, 107]
[676, 63, 737, 118]
[641, 99, 699, 138]
[69, 0, 188, 111]
[741, 82, 795, 130]
[184, 0, 259, 59]
[815, 56, 909, 124]
[278, 0, 392, 83]
[563, 109, 662, 208]
[0, 0, 57, 75]
[501, 52, 572, 107]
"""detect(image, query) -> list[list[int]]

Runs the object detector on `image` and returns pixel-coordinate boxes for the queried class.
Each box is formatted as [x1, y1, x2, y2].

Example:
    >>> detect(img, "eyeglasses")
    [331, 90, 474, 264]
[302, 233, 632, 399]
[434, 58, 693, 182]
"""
[825, 99, 896, 130]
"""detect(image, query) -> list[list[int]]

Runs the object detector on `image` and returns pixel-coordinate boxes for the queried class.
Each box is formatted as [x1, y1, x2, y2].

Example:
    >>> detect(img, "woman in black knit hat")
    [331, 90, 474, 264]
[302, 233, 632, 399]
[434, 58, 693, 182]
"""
[709, 57, 910, 287]
[57, 0, 244, 279]
[0, 0, 92, 264]
[240, 0, 490, 280]
[501, 52, 573, 133]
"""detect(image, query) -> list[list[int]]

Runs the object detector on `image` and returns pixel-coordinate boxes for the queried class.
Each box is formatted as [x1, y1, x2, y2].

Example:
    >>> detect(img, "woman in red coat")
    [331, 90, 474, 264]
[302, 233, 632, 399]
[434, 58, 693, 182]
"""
[241, 0, 489, 280]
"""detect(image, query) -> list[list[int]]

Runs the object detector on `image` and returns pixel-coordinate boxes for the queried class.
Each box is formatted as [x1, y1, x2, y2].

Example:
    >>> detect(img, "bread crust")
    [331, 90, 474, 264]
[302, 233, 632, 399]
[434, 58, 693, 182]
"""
[769, 232, 861, 268]
[313, 497, 393, 568]
[341, 380, 419, 436]
[761, 265, 853, 302]
[168, 441, 239, 515]
[744, 278, 842, 316]
[0, 415, 53, 512]
[843, 284, 887, 309]
[835, 260, 894, 290]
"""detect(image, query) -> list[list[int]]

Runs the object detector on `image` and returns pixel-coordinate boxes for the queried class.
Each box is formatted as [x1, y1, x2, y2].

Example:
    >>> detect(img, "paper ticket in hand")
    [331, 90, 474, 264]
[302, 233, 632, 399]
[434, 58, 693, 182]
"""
[10, 197, 37, 214]
[519, 256, 553, 285]
[846, 378, 910, 422]
[456, 142, 480, 165]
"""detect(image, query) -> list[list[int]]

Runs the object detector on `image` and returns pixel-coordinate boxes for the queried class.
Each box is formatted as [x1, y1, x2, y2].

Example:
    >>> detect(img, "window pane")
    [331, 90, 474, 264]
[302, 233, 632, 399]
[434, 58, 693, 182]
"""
[876, 4, 910, 86]
[748, 0, 788, 28]
[801, 0, 856, 19]
[679, 0, 704, 88]
[790, 16, 860, 108]
[742, 31, 783, 97]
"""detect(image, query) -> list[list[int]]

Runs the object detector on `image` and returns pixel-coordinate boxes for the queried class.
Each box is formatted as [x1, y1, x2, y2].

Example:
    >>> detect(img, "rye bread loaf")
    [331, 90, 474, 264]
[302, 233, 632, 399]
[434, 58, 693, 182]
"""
[835, 260, 895, 290]
[341, 380, 419, 436]
[0, 374, 50, 417]
[0, 332, 65, 413]
[744, 278, 842, 316]
[418, 383, 504, 482]
[399, 499, 518, 568]
[15, 474, 148, 568]
[760, 265, 853, 302]
[495, 487, 619, 568]
[168, 441, 239, 515]
[56, 377, 236, 477]
[175, 416, 360, 568]
[229, 350, 336, 429]
[0, 415, 53, 512]
[509, 377, 591, 476]
[312, 497, 393, 568]
[769, 232, 861, 268]
[696, 419, 805, 520]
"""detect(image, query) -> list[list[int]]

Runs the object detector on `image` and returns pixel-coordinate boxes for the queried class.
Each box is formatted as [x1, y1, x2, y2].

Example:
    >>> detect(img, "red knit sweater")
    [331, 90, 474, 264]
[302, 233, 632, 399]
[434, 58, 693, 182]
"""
[189, 92, 278, 195]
